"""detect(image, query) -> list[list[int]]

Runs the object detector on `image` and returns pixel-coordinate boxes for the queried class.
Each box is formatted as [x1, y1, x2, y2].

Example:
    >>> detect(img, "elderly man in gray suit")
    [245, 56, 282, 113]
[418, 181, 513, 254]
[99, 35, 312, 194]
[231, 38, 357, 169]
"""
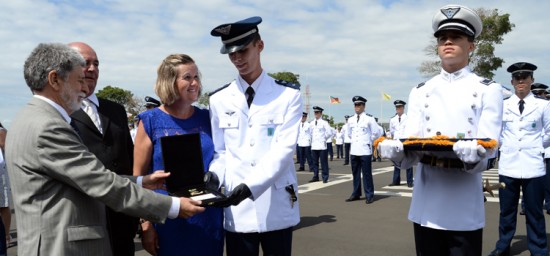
[6, 43, 205, 255]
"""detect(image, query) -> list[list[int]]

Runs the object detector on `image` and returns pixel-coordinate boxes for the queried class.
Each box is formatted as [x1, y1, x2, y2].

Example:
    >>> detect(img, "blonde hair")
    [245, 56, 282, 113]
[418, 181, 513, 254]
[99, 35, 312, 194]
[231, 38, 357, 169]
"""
[154, 54, 201, 105]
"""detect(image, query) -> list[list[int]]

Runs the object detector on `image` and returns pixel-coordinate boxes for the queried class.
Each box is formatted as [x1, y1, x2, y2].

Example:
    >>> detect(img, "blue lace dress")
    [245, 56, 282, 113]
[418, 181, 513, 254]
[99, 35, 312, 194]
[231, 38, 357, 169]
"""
[139, 107, 223, 256]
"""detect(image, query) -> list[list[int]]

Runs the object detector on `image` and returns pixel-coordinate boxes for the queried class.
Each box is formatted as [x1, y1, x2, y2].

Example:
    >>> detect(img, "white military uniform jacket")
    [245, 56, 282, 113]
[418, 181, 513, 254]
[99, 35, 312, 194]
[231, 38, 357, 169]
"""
[209, 71, 302, 233]
[342, 123, 352, 143]
[389, 113, 407, 139]
[499, 93, 550, 178]
[402, 67, 503, 231]
[335, 131, 344, 145]
[297, 121, 312, 147]
[325, 127, 335, 143]
[310, 118, 331, 150]
[347, 112, 381, 156]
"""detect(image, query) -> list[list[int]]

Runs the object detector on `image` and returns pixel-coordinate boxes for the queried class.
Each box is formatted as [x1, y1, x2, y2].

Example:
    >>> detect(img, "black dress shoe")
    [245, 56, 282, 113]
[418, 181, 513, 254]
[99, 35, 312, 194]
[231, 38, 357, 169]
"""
[388, 183, 399, 186]
[519, 209, 525, 215]
[547, 209, 550, 215]
[366, 198, 374, 204]
[308, 178, 319, 183]
[488, 248, 510, 256]
[343, 163, 349, 166]
[322, 180, 328, 183]
[407, 183, 414, 188]
[345, 196, 360, 202]
[298, 167, 305, 171]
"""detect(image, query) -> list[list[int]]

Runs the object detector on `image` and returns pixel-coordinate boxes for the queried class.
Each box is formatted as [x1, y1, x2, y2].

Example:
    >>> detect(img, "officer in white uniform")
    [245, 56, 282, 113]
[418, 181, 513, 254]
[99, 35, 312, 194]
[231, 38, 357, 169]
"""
[345, 96, 381, 204]
[379, 5, 503, 255]
[388, 100, 414, 187]
[335, 126, 344, 159]
[297, 112, 313, 171]
[531, 83, 550, 215]
[490, 63, 550, 256]
[208, 16, 301, 256]
[309, 106, 331, 183]
[342, 115, 352, 165]
[326, 125, 335, 161]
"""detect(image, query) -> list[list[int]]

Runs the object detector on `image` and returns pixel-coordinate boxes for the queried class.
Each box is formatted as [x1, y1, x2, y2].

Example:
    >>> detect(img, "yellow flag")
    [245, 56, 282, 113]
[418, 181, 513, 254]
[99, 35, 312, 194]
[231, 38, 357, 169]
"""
[382, 92, 391, 101]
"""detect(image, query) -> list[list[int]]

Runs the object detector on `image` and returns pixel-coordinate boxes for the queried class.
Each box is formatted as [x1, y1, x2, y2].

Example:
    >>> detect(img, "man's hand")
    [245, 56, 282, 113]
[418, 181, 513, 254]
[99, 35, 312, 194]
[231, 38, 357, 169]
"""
[178, 198, 205, 218]
[140, 221, 159, 256]
[453, 140, 486, 164]
[378, 139, 405, 162]
[142, 170, 170, 190]
[204, 171, 220, 191]
[215, 183, 252, 208]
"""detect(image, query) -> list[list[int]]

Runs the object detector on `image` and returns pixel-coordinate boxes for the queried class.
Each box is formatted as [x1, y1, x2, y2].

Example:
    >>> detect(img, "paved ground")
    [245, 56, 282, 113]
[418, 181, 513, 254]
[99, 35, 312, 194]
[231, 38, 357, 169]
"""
[7, 157, 550, 255]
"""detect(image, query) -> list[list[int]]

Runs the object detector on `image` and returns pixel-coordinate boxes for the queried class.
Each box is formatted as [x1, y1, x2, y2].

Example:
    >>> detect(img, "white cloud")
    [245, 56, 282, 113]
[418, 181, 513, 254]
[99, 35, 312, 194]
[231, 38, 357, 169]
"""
[1, 0, 549, 127]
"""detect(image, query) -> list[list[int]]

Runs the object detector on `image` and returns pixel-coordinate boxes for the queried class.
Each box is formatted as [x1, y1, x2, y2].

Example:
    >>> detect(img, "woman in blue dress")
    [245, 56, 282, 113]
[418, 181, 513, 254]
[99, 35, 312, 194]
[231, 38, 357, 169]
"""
[133, 54, 223, 256]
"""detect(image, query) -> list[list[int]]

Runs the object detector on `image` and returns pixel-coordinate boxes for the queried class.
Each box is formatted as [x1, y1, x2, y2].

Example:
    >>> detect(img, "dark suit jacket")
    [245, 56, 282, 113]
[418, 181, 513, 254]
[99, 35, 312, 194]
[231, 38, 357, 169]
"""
[6, 97, 172, 256]
[71, 98, 138, 256]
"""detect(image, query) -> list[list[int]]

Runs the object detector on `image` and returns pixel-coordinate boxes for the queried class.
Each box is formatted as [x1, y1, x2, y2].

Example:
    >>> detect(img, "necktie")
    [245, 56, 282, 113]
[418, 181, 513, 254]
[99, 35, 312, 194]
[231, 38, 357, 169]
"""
[246, 87, 255, 108]
[82, 99, 102, 133]
[398, 116, 401, 122]
[519, 100, 525, 114]
[315, 120, 317, 126]
[357, 115, 360, 123]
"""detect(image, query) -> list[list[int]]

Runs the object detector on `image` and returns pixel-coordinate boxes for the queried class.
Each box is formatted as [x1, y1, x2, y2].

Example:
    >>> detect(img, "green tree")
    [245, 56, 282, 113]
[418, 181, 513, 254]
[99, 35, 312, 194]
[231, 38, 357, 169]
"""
[268, 71, 301, 85]
[96, 85, 134, 106]
[197, 91, 210, 108]
[418, 8, 514, 79]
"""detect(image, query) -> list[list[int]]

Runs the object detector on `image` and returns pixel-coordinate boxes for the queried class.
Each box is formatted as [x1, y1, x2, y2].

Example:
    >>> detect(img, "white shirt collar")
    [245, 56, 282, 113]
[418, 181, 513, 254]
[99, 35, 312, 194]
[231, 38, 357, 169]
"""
[86, 94, 100, 107]
[33, 95, 72, 123]
[440, 66, 472, 82]
[238, 70, 265, 93]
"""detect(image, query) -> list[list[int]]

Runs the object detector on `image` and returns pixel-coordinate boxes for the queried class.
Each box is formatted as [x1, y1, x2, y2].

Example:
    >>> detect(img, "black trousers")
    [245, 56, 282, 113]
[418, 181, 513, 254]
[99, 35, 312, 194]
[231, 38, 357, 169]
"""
[414, 223, 482, 256]
[226, 227, 293, 256]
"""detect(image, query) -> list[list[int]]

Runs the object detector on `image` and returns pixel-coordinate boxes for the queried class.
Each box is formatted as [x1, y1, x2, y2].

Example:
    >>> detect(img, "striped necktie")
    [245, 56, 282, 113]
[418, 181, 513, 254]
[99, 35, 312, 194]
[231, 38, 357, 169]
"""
[82, 99, 102, 134]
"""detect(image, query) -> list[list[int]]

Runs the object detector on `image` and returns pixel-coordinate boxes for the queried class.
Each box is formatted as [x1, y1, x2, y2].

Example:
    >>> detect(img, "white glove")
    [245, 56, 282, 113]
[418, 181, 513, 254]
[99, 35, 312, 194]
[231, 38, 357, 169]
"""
[453, 140, 486, 164]
[378, 139, 405, 162]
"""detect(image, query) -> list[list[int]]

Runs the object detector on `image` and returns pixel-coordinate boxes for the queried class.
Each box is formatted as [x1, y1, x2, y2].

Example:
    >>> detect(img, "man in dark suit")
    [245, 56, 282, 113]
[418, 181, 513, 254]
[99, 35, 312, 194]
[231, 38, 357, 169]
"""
[68, 42, 138, 256]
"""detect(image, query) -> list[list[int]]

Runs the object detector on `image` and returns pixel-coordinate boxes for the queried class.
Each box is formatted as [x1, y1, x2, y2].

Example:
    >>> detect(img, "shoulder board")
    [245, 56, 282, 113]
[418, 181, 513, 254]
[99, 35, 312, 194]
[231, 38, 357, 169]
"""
[503, 96, 511, 101]
[208, 83, 231, 97]
[416, 82, 426, 88]
[480, 78, 495, 85]
[365, 113, 373, 117]
[275, 80, 300, 90]
[535, 95, 549, 101]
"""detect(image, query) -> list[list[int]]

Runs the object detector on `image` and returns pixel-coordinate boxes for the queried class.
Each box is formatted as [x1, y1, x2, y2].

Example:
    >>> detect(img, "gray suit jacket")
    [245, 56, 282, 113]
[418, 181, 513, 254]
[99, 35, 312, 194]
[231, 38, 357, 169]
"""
[6, 98, 173, 256]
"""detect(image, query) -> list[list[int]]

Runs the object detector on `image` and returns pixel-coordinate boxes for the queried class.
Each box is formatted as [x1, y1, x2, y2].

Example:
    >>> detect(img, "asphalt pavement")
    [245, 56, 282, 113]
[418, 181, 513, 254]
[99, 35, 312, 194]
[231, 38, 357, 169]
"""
[7, 157, 550, 255]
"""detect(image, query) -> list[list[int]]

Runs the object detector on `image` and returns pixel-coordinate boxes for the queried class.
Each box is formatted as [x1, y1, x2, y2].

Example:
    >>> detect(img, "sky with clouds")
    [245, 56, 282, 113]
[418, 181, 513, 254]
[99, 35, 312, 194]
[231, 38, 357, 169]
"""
[1, 0, 549, 128]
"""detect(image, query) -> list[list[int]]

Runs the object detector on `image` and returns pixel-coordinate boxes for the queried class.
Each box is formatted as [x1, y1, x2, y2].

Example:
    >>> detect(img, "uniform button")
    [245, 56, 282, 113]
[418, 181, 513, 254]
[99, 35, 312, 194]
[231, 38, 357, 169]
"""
[520, 117, 523, 121]
[473, 92, 478, 97]
[424, 104, 429, 108]
[249, 124, 253, 128]
[250, 139, 255, 146]
[427, 128, 431, 133]
[468, 117, 473, 122]
[426, 93, 430, 98]
[519, 138, 522, 141]
[251, 162, 256, 167]
[425, 116, 430, 121]
[471, 104, 476, 109]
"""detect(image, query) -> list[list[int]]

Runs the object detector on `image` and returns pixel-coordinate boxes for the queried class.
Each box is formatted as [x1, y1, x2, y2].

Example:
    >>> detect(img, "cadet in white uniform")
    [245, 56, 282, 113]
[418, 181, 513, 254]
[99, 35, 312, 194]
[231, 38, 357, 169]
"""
[490, 63, 550, 256]
[388, 100, 413, 187]
[335, 126, 344, 159]
[342, 115, 352, 165]
[297, 112, 313, 171]
[209, 16, 301, 256]
[379, 5, 503, 255]
[345, 96, 381, 204]
[309, 106, 331, 183]
[326, 126, 335, 161]
[530, 83, 550, 215]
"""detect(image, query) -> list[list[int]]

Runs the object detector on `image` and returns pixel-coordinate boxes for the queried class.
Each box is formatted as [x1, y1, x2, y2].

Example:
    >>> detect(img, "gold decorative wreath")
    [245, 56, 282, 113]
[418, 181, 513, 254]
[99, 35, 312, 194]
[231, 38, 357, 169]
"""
[374, 135, 498, 150]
